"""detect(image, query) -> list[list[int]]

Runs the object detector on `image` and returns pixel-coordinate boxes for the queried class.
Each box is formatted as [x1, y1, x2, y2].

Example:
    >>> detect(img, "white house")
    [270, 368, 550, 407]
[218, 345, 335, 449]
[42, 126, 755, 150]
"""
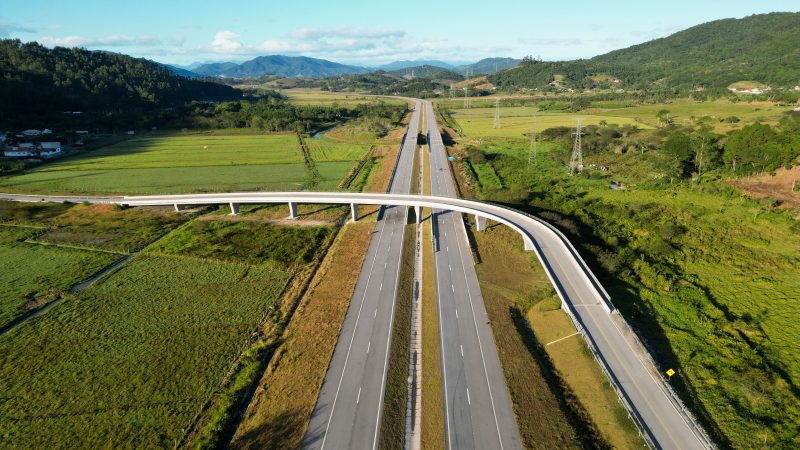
[39, 142, 62, 158]
[4, 143, 36, 158]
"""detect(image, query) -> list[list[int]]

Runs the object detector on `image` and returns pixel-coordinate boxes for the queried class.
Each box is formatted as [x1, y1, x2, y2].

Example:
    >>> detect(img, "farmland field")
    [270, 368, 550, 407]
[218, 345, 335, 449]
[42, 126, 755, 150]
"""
[0, 254, 290, 448]
[0, 226, 119, 331]
[0, 132, 365, 195]
[440, 97, 792, 137]
[284, 88, 408, 107]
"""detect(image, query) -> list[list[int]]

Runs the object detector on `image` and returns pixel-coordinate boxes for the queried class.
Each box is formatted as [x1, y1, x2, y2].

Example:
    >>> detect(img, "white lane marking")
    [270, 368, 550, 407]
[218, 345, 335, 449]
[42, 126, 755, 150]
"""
[446, 246, 449, 252]
[357, 386, 362, 404]
[451, 285, 455, 293]
[467, 388, 471, 405]
[460, 345, 464, 357]
[455, 309, 459, 319]
[380, 283, 383, 291]
[367, 341, 371, 353]
[449, 212, 505, 450]
[374, 309, 377, 318]
[320, 215, 389, 450]
[449, 264, 452, 272]
[385, 262, 387, 269]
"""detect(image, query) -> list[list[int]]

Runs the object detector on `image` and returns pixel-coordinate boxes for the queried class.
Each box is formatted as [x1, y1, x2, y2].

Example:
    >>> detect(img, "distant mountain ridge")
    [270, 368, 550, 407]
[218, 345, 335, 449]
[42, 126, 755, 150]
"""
[456, 57, 520, 75]
[193, 55, 367, 78]
[489, 12, 800, 90]
[377, 59, 455, 71]
[387, 64, 465, 80]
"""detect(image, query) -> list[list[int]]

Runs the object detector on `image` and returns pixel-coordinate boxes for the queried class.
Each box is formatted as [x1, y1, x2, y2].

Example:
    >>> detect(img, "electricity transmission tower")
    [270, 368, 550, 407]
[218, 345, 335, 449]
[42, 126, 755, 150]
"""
[569, 119, 584, 175]
[449, 84, 455, 99]
[463, 87, 471, 109]
[528, 114, 537, 166]
[493, 98, 501, 128]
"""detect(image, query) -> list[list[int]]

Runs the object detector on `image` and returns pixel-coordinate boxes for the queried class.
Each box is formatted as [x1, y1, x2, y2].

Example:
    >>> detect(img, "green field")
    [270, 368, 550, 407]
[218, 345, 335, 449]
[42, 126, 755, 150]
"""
[0, 226, 119, 330]
[440, 98, 793, 138]
[284, 88, 408, 107]
[0, 201, 189, 331]
[0, 254, 290, 448]
[0, 132, 365, 194]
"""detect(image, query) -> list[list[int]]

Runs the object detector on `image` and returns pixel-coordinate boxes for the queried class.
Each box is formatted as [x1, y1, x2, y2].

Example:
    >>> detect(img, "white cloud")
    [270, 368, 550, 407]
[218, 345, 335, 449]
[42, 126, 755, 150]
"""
[289, 26, 405, 41]
[0, 22, 36, 37]
[210, 31, 242, 53]
[39, 34, 162, 48]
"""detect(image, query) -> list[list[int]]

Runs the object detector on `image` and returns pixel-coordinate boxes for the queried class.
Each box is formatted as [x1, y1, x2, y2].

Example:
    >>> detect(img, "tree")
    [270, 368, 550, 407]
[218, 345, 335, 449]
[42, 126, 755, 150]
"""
[723, 123, 784, 174]
[656, 109, 673, 127]
[662, 131, 694, 178]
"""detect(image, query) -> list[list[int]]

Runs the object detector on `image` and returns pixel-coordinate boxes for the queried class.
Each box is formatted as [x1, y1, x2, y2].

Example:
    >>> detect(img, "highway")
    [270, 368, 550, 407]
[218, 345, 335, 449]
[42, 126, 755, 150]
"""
[424, 101, 522, 450]
[302, 100, 421, 450]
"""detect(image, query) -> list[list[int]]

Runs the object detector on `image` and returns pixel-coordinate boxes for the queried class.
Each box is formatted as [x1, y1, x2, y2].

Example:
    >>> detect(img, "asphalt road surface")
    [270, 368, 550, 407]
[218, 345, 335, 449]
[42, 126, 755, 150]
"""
[302, 100, 421, 450]
[424, 101, 523, 450]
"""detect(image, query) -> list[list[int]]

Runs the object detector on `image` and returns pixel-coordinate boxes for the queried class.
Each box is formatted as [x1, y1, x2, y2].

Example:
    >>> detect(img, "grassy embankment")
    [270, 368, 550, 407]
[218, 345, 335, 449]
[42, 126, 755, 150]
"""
[442, 100, 800, 448]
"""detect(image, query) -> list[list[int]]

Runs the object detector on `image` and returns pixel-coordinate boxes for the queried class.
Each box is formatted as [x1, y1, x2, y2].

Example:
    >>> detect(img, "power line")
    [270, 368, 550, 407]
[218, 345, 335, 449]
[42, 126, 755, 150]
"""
[569, 119, 584, 176]
[528, 114, 537, 166]
[493, 98, 501, 128]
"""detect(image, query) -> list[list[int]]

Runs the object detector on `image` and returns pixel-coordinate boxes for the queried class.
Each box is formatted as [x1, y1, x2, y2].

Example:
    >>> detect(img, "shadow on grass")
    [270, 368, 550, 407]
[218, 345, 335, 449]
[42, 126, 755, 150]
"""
[232, 408, 307, 450]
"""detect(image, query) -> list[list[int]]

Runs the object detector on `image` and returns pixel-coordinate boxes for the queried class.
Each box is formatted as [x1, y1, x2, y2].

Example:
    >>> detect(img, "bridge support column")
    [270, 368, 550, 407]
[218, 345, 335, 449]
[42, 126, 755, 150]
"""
[350, 203, 358, 222]
[475, 214, 487, 231]
[414, 206, 421, 224]
[288, 202, 298, 219]
[174, 204, 185, 212]
[229, 202, 240, 215]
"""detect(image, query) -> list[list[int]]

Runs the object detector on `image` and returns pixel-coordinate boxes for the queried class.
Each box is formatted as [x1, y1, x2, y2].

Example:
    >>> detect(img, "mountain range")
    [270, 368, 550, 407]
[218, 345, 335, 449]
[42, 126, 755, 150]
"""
[171, 56, 521, 80]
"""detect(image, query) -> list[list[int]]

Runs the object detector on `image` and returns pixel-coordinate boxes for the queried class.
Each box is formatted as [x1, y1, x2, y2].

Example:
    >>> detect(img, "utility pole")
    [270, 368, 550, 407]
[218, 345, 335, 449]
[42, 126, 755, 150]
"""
[569, 119, 584, 175]
[493, 98, 501, 128]
[463, 87, 468, 109]
[528, 114, 538, 166]
[449, 84, 455, 99]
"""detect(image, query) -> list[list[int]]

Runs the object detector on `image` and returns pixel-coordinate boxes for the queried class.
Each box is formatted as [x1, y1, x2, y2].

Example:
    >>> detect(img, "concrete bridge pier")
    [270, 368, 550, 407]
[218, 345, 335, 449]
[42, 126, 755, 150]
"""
[288, 202, 298, 219]
[174, 204, 185, 212]
[350, 203, 358, 222]
[475, 214, 487, 231]
[229, 202, 240, 215]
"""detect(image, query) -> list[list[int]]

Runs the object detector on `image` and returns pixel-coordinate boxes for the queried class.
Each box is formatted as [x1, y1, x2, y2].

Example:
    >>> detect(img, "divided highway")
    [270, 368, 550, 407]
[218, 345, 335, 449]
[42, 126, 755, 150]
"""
[302, 100, 421, 450]
[424, 101, 522, 450]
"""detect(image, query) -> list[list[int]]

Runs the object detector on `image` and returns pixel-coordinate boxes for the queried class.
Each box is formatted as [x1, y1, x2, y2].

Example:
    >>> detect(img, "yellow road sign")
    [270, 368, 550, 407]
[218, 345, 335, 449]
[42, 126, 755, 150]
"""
[666, 368, 676, 378]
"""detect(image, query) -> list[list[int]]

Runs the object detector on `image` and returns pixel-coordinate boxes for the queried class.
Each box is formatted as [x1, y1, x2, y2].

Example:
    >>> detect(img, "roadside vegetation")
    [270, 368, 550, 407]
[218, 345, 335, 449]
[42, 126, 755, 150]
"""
[440, 100, 800, 448]
[378, 223, 415, 449]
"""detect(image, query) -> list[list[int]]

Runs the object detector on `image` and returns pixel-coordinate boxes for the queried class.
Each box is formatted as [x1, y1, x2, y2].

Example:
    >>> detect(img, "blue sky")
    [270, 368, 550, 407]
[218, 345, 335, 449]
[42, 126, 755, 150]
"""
[1, 0, 797, 66]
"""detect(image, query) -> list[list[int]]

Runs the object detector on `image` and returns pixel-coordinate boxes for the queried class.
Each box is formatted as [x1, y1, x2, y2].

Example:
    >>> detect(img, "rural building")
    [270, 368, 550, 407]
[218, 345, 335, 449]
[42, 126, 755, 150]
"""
[39, 142, 62, 157]
[21, 129, 42, 136]
[4, 143, 36, 158]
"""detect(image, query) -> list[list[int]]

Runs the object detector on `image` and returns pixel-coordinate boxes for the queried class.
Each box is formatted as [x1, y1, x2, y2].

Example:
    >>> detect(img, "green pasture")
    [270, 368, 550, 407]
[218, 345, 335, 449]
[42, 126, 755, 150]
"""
[0, 254, 289, 448]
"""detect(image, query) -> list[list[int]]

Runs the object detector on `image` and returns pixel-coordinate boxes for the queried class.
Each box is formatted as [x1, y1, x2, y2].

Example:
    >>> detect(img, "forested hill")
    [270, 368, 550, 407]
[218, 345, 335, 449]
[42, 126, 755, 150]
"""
[0, 39, 242, 127]
[489, 12, 800, 90]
